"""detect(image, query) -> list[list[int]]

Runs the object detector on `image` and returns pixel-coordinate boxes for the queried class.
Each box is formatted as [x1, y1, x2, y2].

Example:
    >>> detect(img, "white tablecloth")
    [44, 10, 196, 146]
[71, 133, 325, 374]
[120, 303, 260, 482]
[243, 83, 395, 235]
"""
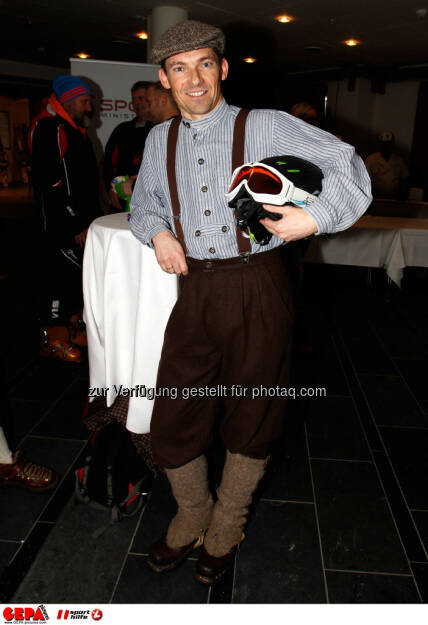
[305, 216, 428, 287]
[82, 213, 178, 433]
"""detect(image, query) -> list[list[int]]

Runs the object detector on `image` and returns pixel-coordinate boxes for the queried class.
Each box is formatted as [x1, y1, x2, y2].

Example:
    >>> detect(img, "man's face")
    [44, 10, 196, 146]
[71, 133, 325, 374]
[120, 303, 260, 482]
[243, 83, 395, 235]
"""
[159, 47, 228, 121]
[132, 88, 149, 120]
[145, 85, 162, 124]
[64, 95, 92, 126]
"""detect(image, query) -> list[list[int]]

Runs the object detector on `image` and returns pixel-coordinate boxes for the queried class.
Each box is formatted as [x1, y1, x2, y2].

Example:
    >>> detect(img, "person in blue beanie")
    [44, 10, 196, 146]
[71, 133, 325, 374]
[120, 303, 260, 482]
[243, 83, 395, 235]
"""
[30, 75, 102, 361]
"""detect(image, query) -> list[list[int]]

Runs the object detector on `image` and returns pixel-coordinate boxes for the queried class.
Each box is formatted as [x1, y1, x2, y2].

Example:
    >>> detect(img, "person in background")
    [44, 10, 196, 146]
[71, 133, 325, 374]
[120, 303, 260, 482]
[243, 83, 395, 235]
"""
[0, 138, 9, 188]
[117, 82, 180, 200]
[103, 81, 154, 211]
[30, 75, 101, 362]
[289, 101, 320, 127]
[365, 131, 409, 199]
[145, 81, 179, 125]
[130, 20, 372, 585]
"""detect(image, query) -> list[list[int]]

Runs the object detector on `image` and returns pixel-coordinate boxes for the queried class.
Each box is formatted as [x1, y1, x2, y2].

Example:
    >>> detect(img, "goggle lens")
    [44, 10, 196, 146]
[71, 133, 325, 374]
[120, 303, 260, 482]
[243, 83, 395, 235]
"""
[229, 166, 252, 191]
[229, 165, 283, 195]
[247, 167, 283, 194]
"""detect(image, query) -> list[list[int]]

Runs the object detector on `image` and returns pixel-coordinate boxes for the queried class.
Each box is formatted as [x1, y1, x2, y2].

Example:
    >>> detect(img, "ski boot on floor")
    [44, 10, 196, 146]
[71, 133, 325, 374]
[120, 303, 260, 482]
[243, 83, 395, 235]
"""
[40, 325, 83, 363]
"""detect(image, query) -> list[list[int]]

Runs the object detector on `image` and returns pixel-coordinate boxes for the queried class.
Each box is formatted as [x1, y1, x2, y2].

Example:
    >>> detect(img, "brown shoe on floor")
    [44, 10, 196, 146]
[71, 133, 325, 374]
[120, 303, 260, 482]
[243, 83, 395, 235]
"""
[69, 314, 87, 348]
[194, 543, 239, 585]
[147, 532, 204, 573]
[0, 451, 58, 492]
[40, 326, 83, 362]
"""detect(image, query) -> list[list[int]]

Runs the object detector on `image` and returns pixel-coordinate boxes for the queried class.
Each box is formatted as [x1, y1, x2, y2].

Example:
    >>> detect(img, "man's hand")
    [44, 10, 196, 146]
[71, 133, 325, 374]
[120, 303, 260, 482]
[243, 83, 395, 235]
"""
[108, 187, 122, 211]
[153, 230, 188, 275]
[121, 175, 137, 198]
[259, 204, 318, 241]
[74, 229, 88, 248]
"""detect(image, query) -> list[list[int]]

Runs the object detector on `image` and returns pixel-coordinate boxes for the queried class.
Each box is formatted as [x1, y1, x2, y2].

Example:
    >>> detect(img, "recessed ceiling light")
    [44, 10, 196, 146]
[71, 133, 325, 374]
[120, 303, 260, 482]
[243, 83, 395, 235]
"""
[243, 57, 257, 63]
[137, 32, 148, 39]
[276, 15, 293, 23]
[77, 52, 89, 59]
[344, 39, 360, 47]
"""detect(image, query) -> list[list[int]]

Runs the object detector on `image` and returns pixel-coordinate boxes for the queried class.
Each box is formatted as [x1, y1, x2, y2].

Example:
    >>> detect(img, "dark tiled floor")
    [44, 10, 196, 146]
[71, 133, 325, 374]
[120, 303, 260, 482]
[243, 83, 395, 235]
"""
[1, 198, 427, 603]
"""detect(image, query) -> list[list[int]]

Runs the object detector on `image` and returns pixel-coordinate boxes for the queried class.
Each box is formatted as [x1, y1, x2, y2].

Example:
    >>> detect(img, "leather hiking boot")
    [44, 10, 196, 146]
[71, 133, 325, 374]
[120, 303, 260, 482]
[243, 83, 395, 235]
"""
[69, 314, 87, 348]
[148, 532, 204, 573]
[194, 542, 240, 585]
[0, 451, 58, 491]
[40, 326, 83, 363]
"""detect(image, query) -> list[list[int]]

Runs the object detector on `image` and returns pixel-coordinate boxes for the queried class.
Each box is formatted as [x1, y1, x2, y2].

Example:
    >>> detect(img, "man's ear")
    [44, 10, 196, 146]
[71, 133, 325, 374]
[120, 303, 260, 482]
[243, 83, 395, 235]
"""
[220, 58, 229, 81]
[159, 67, 171, 90]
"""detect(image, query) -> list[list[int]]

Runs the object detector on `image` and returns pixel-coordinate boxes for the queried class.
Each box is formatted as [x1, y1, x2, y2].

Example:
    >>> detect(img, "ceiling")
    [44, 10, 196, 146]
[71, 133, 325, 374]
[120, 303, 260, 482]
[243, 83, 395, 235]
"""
[1, 0, 428, 78]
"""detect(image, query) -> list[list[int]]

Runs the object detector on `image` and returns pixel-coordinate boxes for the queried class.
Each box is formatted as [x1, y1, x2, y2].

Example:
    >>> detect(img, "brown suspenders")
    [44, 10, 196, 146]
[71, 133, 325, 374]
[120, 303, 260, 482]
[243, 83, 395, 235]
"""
[166, 108, 251, 256]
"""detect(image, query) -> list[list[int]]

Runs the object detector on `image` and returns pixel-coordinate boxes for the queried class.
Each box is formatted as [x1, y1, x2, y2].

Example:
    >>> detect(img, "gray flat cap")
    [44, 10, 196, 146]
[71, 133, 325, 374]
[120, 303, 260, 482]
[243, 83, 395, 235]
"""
[150, 20, 225, 65]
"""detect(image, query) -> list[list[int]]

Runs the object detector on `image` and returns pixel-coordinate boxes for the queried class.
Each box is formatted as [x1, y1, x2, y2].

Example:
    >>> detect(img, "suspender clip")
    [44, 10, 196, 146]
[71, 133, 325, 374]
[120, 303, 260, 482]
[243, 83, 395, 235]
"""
[240, 252, 250, 264]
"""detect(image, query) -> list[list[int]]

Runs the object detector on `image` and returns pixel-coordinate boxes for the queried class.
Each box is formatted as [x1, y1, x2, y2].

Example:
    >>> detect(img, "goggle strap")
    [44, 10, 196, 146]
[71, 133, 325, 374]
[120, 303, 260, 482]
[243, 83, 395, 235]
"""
[291, 187, 318, 207]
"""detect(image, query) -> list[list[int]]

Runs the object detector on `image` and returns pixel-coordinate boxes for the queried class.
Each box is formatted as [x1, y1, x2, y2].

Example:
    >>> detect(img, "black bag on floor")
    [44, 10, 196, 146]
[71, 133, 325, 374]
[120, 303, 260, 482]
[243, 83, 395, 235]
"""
[75, 421, 153, 524]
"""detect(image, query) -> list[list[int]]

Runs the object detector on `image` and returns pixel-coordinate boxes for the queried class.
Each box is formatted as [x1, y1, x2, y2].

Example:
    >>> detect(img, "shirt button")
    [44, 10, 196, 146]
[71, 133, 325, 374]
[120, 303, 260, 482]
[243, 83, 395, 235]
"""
[221, 225, 228, 232]
[204, 209, 211, 216]
[209, 247, 216, 254]
[201, 186, 208, 192]
[193, 134, 197, 140]
[195, 230, 201, 237]
[198, 158, 204, 165]
[183, 121, 190, 128]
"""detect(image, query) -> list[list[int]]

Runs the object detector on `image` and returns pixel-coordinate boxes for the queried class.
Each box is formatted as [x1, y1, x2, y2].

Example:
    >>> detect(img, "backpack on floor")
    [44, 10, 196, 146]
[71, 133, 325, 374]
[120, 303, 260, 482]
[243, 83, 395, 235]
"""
[75, 420, 153, 525]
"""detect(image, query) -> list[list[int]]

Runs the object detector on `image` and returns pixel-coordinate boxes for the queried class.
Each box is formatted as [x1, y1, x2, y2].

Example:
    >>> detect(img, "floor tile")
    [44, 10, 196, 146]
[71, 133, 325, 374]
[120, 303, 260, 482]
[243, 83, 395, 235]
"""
[380, 427, 428, 510]
[0, 541, 20, 578]
[334, 334, 383, 451]
[233, 501, 326, 603]
[260, 416, 313, 503]
[340, 326, 396, 376]
[359, 374, 428, 427]
[411, 562, 428, 602]
[0, 523, 53, 603]
[412, 511, 428, 555]
[370, 311, 428, 359]
[32, 377, 89, 440]
[293, 334, 349, 397]
[13, 495, 141, 604]
[8, 359, 82, 402]
[7, 399, 53, 447]
[0, 437, 84, 540]
[305, 396, 370, 461]
[326, 570, 420, 603]
[393, 358, 428, 404]
[3, 356, 38, 389]
[112, 555, 209, 603]
[40, 440, 91, 523]
[131, 474, 176, 555]
[209, 565, 235, 603]
[311, 459, 409, 573]
[373, 451, 426, 563]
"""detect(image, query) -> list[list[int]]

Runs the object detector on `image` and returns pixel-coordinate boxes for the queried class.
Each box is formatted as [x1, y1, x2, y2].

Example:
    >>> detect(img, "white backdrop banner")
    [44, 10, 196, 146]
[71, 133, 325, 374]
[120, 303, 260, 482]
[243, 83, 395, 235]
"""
[70, 57, 159, 151]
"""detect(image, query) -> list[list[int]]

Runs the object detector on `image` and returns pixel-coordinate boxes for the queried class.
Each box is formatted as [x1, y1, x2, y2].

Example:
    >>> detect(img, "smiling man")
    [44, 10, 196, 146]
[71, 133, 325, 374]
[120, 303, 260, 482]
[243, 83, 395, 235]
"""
[130, 20, 371, 585]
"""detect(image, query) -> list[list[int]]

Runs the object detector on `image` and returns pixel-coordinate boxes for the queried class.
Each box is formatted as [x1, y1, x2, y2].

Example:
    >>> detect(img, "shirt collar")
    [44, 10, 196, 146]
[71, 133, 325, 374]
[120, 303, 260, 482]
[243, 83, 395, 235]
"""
[181, 98, 229, 132]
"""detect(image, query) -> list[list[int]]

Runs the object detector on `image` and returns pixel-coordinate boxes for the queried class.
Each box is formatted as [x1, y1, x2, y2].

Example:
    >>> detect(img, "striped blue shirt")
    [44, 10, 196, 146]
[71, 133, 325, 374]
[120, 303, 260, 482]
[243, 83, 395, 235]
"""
[130, 98, 372, 259]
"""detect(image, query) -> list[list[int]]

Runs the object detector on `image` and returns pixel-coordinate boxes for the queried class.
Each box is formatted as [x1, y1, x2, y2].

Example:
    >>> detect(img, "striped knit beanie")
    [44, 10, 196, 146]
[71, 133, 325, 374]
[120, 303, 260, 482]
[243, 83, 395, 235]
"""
[53, 75, 92, 104]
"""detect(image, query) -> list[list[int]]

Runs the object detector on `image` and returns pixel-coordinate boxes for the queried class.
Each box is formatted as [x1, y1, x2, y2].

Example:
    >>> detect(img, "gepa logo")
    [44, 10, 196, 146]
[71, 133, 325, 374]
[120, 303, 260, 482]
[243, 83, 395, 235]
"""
[3, 605, 48, 622]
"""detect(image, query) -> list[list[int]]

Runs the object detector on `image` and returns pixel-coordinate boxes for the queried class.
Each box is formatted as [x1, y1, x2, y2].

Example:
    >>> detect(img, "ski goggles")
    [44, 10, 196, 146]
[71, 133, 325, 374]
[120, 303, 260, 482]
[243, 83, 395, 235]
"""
[225, 161, 316, 207]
